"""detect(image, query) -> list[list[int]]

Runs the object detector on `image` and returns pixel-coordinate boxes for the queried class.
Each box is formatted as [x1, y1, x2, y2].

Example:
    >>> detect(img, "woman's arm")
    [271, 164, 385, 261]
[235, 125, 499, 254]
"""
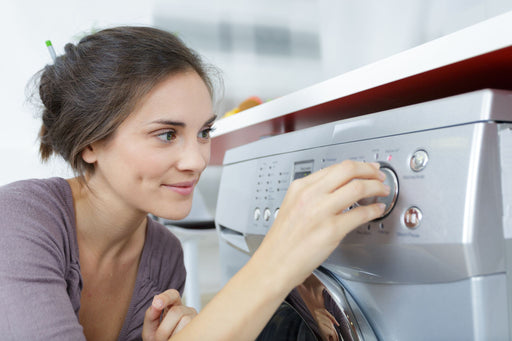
[166, 160, 388, 340]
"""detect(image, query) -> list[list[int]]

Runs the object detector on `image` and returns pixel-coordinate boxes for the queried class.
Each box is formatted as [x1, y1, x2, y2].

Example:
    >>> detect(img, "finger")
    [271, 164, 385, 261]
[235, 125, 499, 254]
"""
[317, 161, 382, 184]
[172, 308, 197, 335]
[299, 160, 384, 194]
[142, 290, 183, 340]
[158, 289, 182, 308]
[315, 312, 339, 341]
[319, 321, 338, 340]
[333, 203, 386, 238]
[142, 296, 167, 340]
[325, 310, 339, 327]
[155, 305, 197, 339]
[327, 179, 390, 214]
[160, 290, 182, 321]
[316, 309, 339, 328]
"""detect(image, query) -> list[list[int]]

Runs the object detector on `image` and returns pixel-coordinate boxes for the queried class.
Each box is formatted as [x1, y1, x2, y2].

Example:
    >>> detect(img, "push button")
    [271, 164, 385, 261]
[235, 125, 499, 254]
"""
[410, 150, 429, 172]
[254, 208, 261, 221]
[404, 206, 422, 229]
[264, 208, 272, 221]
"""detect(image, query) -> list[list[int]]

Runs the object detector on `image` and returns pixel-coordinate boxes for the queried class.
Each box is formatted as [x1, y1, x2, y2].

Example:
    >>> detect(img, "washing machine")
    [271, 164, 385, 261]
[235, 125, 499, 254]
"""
[215, 89, 512, 340]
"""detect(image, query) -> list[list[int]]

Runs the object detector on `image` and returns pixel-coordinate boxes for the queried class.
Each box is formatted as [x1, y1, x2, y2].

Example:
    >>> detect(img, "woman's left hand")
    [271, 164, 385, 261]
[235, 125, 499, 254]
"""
[142, 289, 197, 341]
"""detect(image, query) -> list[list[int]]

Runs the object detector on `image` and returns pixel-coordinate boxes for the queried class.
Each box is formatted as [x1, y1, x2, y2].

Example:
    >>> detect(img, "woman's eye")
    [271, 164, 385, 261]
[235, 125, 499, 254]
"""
[198, 127, 215, 140]
[157, 130, 177, 142]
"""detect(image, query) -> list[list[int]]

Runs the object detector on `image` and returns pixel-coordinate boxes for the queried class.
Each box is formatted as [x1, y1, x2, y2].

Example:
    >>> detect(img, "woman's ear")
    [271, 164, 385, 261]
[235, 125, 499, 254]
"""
[81, 145, 97, 164]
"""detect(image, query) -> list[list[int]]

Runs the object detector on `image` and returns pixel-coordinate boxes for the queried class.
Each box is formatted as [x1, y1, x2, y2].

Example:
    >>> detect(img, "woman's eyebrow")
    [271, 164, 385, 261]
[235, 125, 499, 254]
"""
[150, 119, 185, 127]
[205, 115, 217, 125]
[149, 115, 217, 127]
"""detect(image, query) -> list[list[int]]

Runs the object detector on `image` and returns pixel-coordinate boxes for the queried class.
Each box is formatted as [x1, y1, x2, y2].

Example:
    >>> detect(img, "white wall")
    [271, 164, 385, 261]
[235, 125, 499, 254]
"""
[2, 0, 512, 186]
[152, 0, 324, 114]
[152, 0, 512, 115]
[0, 0, 153, 185]
[318, 0, 512, 78]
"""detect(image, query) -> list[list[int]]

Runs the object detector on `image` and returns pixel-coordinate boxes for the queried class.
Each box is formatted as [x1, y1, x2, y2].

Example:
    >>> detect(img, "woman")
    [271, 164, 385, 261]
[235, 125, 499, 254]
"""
[0, 26, 388, 340]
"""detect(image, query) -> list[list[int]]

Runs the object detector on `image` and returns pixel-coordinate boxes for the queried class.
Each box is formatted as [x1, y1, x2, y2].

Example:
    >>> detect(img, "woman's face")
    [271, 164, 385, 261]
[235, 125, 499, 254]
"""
[85, 71, 215, 220]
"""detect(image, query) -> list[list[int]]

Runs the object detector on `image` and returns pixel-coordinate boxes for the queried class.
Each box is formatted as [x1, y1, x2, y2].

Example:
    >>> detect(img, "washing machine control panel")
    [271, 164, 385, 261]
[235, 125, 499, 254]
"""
[216, 89, 510, 285]
[215, 90, 512, 341]
[250, 142, 426, 236]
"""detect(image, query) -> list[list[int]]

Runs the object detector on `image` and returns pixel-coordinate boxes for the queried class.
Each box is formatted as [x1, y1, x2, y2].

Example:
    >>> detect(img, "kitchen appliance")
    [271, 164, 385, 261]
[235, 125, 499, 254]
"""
[215, 89, 512, 340]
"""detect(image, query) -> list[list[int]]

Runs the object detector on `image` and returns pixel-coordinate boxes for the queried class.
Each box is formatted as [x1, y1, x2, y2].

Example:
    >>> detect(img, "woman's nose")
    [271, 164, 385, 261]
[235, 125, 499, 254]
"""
[176, 140, 209, 172]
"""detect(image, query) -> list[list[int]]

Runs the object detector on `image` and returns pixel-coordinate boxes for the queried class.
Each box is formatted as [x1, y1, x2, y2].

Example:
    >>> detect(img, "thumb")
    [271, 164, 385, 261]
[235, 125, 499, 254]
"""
[142, 296, 165, 340]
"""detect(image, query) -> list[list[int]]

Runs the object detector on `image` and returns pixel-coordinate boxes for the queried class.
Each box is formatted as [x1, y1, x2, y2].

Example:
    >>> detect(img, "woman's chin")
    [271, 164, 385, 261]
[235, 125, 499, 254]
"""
[152, 207, 192, 222]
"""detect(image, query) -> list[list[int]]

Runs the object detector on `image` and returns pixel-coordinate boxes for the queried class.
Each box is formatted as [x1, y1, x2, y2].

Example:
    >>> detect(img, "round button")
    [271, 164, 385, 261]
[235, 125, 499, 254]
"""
[254, 208, 261, 221]
[357, 165, 399, 219]
[403, 207, 422, 229]
[274, 208, 280, 219]
[410, 149, 429, 172]
[263, 208, 272, 221]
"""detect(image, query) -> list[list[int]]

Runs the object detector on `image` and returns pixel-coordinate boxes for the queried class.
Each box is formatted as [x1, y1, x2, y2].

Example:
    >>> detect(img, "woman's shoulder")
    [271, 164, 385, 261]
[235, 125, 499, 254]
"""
[0, 177, 75, 238]
[0, 177, 71, 204]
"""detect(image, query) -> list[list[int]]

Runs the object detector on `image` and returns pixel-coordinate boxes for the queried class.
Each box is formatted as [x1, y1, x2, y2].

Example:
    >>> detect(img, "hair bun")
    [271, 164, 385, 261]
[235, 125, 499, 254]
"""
[31, 26, 218, 176]
[63, 43, 80, 61]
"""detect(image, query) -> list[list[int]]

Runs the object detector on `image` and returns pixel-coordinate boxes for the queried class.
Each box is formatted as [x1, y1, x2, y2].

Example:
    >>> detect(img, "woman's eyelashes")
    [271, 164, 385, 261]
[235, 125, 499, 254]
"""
[155, 126, 215, 143]
[198, 126, 215, 140]
[156, 129, 177, 142]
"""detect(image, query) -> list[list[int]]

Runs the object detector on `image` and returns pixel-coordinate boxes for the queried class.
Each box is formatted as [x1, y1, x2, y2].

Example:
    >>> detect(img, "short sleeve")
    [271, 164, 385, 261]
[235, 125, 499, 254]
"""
[0, 179, 86, 340]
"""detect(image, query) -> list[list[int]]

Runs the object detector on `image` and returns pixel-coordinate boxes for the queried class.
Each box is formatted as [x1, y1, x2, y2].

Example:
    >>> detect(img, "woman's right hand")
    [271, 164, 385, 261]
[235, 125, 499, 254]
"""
[255, 160, 389, 289]
[155, 161, 389, 341]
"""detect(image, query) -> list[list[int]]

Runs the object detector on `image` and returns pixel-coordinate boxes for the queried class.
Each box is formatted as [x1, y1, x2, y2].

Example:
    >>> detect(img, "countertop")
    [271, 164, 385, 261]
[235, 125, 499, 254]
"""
[210, 10, 512, 165]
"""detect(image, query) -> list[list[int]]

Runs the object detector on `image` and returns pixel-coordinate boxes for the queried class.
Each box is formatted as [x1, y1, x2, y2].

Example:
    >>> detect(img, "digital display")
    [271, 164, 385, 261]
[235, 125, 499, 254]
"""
[293, 160, 314, 180]
[293, 171, 311, 180]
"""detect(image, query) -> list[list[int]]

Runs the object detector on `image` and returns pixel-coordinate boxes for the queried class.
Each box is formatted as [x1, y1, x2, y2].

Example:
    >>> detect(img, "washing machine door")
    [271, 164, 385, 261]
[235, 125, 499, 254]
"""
[257, 267, 377, 341]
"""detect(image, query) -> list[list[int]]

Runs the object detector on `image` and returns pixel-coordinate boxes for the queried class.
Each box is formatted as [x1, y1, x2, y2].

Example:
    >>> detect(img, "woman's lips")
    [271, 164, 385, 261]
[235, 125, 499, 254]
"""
[163, 181, 196, 196]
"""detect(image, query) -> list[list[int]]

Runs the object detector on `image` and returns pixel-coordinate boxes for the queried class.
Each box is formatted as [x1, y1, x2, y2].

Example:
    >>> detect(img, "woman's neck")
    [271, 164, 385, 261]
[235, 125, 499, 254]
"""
[67, 177, 147, 261]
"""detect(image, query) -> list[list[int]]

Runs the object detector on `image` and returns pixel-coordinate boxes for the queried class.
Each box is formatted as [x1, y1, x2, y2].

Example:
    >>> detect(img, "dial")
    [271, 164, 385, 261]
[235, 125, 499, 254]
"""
[357, 164, 399, 219]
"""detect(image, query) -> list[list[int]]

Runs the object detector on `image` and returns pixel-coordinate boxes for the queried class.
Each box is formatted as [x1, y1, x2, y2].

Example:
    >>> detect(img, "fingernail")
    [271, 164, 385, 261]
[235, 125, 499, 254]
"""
[378, 203, 387, 212]
[152, 297, 163, 309]
[370, 162, 381, 169]
[384, 184, 390, 194]
[379, 171, 386, 181]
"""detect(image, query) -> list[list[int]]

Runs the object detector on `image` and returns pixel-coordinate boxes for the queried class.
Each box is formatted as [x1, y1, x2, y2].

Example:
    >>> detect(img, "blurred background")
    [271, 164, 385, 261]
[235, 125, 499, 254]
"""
[1, 0, 511, 309]
[1, 0, 511, 185]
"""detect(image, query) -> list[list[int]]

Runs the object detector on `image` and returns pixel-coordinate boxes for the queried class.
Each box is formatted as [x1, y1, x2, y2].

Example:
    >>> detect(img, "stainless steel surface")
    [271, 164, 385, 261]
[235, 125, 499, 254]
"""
[215, 89, 512, 340]
[314, 267, 377, 341]
[221, 88, 512, 165]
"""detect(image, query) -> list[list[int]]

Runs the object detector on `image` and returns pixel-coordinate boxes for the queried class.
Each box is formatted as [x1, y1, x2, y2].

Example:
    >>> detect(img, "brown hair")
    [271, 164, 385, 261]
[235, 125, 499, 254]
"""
[34, 26, 218, 176]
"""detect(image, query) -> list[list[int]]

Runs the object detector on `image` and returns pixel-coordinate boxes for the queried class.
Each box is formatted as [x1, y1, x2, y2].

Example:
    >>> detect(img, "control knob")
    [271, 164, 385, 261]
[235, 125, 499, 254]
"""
[357, 164, 399, 219]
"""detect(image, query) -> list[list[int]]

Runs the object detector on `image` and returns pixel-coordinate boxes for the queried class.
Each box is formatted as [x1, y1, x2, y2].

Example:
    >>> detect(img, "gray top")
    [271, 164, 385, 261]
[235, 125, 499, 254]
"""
[0, 177, 186, 340]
